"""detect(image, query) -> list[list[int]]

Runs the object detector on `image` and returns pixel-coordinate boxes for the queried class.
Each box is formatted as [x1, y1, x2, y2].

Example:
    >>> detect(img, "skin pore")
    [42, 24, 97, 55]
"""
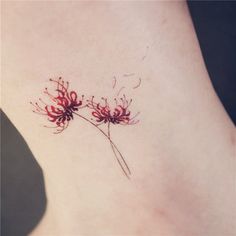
[2, 1, 235, 236]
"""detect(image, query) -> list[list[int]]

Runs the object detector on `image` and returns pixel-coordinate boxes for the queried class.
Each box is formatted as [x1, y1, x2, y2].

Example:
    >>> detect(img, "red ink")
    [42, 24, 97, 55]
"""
[31, 77, 140, 178]
[30, 77, 84, 133]
[87, 95, 139, 126]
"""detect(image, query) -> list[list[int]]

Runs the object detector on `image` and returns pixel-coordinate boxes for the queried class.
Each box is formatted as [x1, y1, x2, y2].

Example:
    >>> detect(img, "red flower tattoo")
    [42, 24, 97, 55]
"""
[31, 77, 140, 178]
[30, 77, 84, 133]
[87, 95, 139, 126]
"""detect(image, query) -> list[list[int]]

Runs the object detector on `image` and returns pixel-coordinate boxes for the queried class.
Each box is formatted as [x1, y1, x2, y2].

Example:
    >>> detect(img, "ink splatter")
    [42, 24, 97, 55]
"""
[133, 78, 142, 89]
[142, 46, 149, 61]
[116, 86, 125, 97]
[112, 76, 117, 89]
[123, 73, 135, 77]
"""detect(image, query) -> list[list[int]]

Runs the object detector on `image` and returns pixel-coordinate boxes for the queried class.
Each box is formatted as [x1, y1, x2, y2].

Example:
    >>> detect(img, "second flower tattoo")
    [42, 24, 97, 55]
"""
[31, 77, 139, 178]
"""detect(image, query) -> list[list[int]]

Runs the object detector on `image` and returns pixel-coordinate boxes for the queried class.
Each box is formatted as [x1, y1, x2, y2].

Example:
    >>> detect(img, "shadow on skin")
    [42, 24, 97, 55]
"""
[1, 110, 47, 236]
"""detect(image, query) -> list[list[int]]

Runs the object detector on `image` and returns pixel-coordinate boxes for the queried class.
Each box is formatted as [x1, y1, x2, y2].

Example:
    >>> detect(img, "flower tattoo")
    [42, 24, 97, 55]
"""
[31, 77, 140, 178]
[31, 78, 84, 133]
[87, 96, 139, 125]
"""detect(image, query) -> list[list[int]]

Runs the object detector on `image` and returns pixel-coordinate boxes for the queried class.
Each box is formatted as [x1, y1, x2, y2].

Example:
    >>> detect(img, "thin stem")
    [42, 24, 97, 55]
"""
[73, 112, 131, 178]
[107, 122, 131, 178]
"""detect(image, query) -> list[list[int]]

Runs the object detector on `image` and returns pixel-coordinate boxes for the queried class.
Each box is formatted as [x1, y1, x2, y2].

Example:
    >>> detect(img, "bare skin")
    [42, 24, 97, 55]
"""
[1, 1, 235, 236]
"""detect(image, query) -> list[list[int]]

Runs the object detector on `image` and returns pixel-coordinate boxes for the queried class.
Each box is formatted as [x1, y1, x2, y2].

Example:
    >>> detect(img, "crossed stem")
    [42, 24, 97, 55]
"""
[73, 112, 131, 179]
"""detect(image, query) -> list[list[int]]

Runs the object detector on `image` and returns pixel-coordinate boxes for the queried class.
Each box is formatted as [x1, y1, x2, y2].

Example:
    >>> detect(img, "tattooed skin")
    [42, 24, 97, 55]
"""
[87, 95, 139, 125]
[31, 77, 140, 178]
[31, 78, 85, 133]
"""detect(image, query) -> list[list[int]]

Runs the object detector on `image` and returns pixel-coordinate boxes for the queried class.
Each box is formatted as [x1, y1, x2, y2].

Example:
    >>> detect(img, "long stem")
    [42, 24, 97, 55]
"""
[107, 122, 131, 178]
[73, 112, 131, 178]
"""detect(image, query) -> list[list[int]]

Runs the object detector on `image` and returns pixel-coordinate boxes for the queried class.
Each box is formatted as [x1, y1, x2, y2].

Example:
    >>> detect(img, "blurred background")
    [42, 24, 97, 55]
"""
[188, 1, 236, 125]
[1, 1, 236, 236]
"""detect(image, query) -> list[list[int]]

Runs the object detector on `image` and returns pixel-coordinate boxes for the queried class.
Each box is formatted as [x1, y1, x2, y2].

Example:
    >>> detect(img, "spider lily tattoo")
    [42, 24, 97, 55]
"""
[30, 78, 85, 133]
[87, 95, 139, 126]
[31, 77, 140, 178]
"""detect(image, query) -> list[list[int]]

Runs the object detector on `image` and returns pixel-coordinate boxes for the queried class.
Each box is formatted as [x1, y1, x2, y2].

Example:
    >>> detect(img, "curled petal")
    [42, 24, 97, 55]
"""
[69, 91, 77, 102]
[31, 77, 86, 133]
